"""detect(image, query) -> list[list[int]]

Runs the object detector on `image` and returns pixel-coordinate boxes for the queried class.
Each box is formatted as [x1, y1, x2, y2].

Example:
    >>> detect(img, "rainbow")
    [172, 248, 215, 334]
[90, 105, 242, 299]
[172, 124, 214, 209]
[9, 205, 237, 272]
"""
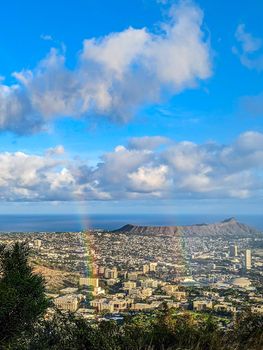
[81, 229, 97, 278]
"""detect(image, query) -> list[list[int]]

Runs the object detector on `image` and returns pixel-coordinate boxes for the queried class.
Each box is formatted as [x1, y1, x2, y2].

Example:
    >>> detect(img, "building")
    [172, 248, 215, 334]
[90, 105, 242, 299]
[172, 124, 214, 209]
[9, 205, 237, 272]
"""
[54, 295, 79, 312]
[33, 239, 42, 248]
[79, 277, 99, 288]
[193, 300, 213, 311]
[245, 249, 252, 270]
[92, 286, 105, 296]
[162, 285, 186, 300]
[143, 264, 149, 274]
[128, 271, 141, 281]
[214, 303, 236, 313]
[149, 262, 158, 272]
[140, 288, 153, 298]
[140, 278, 159, 289]
[231, 277, 251, 289]
[123, 281, 137, 290]
[251, 305, 263, 314]
[98, 266, 105, 275]
[91, 263, 99, 276]
[142, 263, 157, 274]
[104, 267, 118, 279]
[106, 278, 118, 286]
[162, 284, 178, 295]
[230, 244, 238, 257]
[173, 291, 187, 301]
[90, 297, 133, 312]
[132, 302, 160, 311]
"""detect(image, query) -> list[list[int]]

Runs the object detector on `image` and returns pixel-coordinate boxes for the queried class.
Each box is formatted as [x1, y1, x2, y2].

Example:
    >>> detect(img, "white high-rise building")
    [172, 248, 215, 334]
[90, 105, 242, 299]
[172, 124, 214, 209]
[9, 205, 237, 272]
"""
[149, 262, 158, 272]
[33, 239, 42, 249]
[245, 249, 252, 270]
[230, 244, 238, 257]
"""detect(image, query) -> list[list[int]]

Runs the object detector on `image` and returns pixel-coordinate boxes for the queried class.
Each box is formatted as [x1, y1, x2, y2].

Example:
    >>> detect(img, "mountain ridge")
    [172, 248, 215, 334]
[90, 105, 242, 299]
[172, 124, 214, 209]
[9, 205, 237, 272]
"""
[112, 218, 260, 237]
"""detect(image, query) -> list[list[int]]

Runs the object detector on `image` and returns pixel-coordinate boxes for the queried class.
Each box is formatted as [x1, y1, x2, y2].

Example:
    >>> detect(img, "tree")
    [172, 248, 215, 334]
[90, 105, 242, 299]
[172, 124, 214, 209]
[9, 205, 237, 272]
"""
[0, 242, 49, 348]
[233, 312, 263, 350]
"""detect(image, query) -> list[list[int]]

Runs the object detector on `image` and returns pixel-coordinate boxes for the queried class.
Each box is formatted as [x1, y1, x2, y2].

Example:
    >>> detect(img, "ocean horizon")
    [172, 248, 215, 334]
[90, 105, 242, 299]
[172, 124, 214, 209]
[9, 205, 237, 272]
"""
[0, 214, 262, 232]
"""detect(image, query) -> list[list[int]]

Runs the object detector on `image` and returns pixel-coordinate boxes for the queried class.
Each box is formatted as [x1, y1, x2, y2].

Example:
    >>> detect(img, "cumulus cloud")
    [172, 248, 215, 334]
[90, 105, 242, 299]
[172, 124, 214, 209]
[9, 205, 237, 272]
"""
[1, 132, 263, 202]
[90, 132, 263, 200]
[0, 1, 211, 134]
[0, 149, 109, 201]
[233, 24, 263, 71]
[128, 165, 169, 193]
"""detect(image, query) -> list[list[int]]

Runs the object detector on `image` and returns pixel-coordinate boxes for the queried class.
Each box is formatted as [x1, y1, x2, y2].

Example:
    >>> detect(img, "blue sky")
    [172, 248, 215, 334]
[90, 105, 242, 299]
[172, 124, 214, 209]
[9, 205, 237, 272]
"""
[0, 0, 263, 215]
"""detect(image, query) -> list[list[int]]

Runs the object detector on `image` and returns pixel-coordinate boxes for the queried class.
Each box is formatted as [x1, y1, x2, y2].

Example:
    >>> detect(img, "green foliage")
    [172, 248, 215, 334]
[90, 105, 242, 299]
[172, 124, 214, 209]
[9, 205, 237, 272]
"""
[18, 312, 95, 350]
[4, 301, 263, 350]
[0, 242, 50, 349]
[234, 312, 263, 350]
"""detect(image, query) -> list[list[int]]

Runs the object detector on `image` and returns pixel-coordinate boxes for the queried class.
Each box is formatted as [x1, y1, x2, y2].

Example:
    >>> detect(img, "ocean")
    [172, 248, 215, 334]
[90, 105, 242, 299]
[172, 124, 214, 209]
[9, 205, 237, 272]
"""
[0, 214, 262, 232]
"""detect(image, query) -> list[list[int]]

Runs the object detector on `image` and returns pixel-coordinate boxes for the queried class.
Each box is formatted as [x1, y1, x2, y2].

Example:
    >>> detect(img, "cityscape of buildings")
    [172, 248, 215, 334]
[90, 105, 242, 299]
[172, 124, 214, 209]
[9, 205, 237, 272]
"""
[0, 228, 262, 325]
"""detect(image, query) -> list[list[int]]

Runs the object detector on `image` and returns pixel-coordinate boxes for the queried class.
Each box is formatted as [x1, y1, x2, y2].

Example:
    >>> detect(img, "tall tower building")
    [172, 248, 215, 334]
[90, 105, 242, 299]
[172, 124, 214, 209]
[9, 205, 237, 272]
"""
[33, 239, 42, 249]
[149, 262, 158, 272]
[143, 264, 149, 274]
[230, 244, 238, 257]
[245, 249, 252, 270]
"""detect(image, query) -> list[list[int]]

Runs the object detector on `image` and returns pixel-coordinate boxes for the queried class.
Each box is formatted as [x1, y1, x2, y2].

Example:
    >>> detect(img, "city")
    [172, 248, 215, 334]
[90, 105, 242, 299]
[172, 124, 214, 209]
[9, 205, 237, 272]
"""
[0, 218, 262, 326]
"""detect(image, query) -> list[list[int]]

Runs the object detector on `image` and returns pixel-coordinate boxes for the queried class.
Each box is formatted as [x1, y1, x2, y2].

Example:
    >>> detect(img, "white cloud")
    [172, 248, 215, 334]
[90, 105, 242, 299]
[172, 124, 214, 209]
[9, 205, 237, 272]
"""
[0, 1, 211, 134]
[82, 27, 149, 79]
[128, 165, 169, 193]
[233, 24, 263, 71]
[1, 133, 263, 202]
[46, 145, 65, 156]
[235, 24, 262, 53]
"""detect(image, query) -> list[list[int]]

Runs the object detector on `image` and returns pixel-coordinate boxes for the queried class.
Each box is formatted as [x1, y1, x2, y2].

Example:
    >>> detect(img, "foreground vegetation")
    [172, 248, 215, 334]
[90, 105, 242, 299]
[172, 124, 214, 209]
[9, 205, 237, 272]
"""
[0, 243, 262, 350]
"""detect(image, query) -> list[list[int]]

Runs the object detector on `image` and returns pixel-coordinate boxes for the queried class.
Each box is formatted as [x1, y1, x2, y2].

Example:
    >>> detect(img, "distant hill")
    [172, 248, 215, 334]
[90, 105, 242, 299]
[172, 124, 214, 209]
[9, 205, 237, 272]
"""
[113, 218, 260, 237]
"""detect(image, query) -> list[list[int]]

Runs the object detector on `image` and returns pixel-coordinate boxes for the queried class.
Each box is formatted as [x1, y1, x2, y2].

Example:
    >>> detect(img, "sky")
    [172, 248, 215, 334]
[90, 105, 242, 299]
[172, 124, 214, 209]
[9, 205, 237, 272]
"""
[0, 0, 263, 215]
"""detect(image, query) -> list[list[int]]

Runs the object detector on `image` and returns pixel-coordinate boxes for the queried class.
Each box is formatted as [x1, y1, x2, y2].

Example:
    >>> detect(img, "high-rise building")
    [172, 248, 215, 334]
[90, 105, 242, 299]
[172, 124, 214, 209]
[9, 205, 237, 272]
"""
[230, 244, 238, 257]
[149, 262, 158, 272]
[245, 249, 252, 270]
[33, 239, 42, 249]
[143, 264, 149, 274]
